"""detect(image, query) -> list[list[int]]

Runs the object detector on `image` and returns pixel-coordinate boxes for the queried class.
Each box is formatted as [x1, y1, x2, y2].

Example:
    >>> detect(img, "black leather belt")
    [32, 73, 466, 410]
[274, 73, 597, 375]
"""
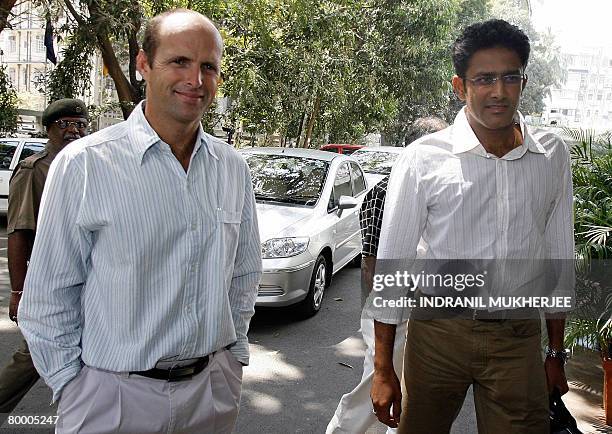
[130, 356, 210, 382]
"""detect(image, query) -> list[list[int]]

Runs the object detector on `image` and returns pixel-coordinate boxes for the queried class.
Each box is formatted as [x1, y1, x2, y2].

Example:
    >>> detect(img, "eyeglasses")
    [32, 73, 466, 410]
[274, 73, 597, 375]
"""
[54, 119, 88, 129]
[464, 74, 526, 88]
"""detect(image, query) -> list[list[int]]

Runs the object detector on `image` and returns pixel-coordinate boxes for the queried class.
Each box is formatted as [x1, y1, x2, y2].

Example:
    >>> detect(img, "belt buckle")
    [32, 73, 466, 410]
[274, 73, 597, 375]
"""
[167, 365, 195, 382]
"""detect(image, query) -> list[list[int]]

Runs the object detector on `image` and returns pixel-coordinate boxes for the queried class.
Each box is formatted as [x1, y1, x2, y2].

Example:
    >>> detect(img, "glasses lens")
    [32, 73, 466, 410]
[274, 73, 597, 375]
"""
[57, 120, 87, 129]
[473, 77, 495, 86]
[503, 75, 523, 85]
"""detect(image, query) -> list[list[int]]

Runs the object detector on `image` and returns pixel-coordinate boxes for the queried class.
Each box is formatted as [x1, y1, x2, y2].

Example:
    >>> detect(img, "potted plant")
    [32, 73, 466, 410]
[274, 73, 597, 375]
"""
[563, 127, 612, 425]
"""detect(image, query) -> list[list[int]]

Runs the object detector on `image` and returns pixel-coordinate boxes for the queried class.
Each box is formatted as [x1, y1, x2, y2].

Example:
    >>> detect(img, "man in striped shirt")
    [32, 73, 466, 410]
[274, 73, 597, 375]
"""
[327, 117, 447, 434]
[370, 19, 573, 433]
[19, 10, 262, 433]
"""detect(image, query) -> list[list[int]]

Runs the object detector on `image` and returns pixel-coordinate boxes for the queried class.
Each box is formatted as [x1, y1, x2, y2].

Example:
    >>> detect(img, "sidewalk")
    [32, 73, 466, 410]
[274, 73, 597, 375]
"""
[564, 347, 611, 433]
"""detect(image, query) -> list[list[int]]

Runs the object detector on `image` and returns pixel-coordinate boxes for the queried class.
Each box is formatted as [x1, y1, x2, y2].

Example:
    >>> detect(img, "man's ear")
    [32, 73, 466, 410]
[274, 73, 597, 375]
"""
[521, 74, 528, 93]
[136, 49, 150, 81]
[452, 75, 466, 101]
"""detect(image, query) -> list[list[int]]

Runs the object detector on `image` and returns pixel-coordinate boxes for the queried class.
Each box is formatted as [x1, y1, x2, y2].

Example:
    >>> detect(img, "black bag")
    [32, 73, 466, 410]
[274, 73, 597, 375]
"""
[549, 388, 583, 434]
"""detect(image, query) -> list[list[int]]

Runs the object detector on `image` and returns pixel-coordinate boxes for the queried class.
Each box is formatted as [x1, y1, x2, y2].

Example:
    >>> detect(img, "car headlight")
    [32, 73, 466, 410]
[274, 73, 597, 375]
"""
[261, 237, 310, 259]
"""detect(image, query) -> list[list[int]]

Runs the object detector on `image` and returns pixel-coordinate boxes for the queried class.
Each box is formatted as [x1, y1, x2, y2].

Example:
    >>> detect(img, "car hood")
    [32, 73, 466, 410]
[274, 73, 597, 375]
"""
[256, 202, 314, 241]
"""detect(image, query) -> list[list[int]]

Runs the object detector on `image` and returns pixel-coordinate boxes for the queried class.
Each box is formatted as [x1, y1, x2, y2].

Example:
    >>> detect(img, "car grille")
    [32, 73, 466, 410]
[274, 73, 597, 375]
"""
[258, 285, 285, 296]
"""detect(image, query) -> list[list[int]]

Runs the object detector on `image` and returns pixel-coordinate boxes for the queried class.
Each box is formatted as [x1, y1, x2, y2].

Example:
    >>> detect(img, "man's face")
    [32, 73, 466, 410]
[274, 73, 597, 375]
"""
[137, 15, 222, 126]
[452, 47, 526, 133]
[46, 116, 88, 150]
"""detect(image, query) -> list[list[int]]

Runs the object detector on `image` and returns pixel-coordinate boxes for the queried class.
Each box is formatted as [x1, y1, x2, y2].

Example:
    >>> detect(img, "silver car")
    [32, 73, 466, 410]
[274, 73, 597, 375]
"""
[351, 146, 404, 186]
[0, 138, 48, 214]
[241, 147, 367, 316]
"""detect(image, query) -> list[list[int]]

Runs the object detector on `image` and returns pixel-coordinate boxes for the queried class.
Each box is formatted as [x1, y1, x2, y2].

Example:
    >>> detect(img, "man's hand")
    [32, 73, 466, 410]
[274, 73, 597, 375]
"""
[545, 357, 569, 395]
[9, 291, 22, 323]
[544, 317, 568, 395]
[371, 367, 402, 428]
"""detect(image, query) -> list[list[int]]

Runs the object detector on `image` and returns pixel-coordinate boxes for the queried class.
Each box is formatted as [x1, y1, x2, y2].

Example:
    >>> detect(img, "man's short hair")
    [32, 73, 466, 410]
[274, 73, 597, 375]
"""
[452, 19, 530, 78]
[405, 116, 449, 146]
[142, 9, 212, 66]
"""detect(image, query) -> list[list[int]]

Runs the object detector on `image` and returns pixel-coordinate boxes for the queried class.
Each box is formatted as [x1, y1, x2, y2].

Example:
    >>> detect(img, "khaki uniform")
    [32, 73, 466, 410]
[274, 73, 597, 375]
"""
[7, 150, 53, 234]
[0, 149, 54, 415]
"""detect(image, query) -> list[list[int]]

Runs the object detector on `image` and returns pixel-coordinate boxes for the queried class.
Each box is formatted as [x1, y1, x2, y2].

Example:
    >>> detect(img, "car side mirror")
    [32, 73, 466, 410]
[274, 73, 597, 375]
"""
[337, 195, 358, 210]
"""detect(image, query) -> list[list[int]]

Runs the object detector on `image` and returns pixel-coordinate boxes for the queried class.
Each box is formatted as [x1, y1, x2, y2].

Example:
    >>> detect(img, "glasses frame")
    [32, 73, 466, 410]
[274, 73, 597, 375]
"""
[54, 119, 89, 130]
[463, 73, 527, 88]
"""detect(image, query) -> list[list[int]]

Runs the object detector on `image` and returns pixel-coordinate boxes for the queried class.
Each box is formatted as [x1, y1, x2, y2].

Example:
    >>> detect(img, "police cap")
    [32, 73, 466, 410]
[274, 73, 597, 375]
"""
[42, 98, 88, 127]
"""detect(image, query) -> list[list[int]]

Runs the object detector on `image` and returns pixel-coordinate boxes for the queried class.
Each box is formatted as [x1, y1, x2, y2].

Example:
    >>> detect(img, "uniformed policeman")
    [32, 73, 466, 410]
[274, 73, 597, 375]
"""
[0, 98, 88, 417]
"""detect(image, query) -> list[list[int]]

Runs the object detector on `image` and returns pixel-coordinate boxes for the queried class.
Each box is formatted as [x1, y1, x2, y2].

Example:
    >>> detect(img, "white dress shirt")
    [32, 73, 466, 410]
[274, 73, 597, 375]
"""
[19, 102, 262, 401]
[373, 108, 574, 323]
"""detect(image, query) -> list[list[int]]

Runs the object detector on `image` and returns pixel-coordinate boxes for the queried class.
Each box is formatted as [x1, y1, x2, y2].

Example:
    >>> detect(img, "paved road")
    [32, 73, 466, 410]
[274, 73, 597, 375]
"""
[0, 216, 477, 433]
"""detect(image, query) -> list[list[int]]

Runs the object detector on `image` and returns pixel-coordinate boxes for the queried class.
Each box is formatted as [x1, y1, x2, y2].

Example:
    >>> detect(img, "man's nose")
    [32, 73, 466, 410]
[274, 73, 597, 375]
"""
[186, 66, 203, 88]
[65, 123, 79, 133]
[491, 77, 506, 97]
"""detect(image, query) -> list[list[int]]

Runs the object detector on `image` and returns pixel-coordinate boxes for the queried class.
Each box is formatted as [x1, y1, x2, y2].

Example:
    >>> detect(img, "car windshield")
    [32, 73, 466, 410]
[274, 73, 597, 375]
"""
[352, 150, 400, 175]
[243, 154, 329, 206]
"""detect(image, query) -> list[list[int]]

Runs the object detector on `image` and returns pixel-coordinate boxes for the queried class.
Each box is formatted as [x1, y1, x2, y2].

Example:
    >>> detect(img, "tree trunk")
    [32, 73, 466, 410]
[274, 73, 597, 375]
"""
[0, 0, 16, 35]
[87, 1, 140, 119]
[296, 110, 308, 148]
[304, 94, 321, 149]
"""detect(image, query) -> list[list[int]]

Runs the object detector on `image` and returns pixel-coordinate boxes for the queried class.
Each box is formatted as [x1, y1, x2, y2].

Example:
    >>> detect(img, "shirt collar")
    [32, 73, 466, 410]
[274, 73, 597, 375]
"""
[449, 107, 546, 156]
[127, 101, 219, 164]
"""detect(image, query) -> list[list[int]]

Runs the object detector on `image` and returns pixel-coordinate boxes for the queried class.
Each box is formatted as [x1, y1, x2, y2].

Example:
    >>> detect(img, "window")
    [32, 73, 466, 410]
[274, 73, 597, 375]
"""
[8, 68, 15, 84]
[0, 141, 19, 170]
[8, 35, 16, 53]
[35, 35, 44, 53]
[349, 162, 366, 196]
[333, 163, 352, 200]
[18, 143, 46, 162]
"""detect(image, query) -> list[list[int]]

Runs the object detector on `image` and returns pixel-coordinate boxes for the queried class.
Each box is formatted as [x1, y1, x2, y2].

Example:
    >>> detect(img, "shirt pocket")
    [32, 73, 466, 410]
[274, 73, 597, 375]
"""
[217, 209, 242, 268]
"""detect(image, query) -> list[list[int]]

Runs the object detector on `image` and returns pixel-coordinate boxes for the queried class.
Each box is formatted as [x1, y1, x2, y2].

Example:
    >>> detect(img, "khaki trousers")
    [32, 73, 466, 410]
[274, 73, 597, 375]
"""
[0, 339, 40, 414]
[399, 319, 548, 434]
[56, 349, 243, 434]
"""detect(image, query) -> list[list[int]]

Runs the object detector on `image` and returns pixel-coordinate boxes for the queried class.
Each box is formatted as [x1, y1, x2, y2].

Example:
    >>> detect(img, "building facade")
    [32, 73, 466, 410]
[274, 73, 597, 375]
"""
[543, 45, 612, 132]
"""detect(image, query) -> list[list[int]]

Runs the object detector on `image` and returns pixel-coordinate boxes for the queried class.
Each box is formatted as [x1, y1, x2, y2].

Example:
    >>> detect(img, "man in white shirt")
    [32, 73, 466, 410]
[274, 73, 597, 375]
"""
[19, 9, 262, 434]
[370, 19, 573, 433]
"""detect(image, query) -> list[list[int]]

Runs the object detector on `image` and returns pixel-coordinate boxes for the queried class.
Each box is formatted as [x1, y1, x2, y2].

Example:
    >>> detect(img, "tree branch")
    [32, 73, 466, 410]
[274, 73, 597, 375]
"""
[0, 0, 18, 34]
[62, 0, 85, 26]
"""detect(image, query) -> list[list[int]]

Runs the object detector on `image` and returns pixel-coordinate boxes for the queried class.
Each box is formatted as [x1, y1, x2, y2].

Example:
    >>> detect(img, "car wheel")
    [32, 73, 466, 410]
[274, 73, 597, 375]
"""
[298, 255, 328, 317]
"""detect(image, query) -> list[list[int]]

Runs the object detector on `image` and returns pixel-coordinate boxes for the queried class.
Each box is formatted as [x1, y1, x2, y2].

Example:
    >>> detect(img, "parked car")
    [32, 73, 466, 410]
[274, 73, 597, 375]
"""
[241, 147, 367, 316]
[320, 143, 364, 155]
[350, 146, 404, 186]
[0, 138, 48, 214]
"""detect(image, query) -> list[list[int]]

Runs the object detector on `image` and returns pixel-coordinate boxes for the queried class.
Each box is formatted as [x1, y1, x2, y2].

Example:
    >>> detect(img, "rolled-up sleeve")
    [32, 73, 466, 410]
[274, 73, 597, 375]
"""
[227, 163, 262, 365]
[18, 152, 90, 403]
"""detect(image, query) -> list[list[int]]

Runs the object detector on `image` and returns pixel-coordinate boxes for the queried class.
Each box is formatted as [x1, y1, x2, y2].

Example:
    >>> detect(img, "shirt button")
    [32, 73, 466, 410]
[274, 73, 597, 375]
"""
[191, 223, 197, 231]
[185, 306, 191, 313]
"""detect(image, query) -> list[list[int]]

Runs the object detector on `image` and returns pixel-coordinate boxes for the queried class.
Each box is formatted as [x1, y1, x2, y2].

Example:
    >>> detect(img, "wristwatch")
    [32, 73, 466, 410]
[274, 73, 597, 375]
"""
[545, 348, 569, 365]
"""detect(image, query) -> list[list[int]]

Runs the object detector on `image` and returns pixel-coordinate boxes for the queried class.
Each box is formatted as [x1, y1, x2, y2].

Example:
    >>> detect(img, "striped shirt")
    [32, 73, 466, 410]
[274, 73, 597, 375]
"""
[18, 102, 262, 401]
[373, 108, 574, 323]
[359, 176, 389, 256]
